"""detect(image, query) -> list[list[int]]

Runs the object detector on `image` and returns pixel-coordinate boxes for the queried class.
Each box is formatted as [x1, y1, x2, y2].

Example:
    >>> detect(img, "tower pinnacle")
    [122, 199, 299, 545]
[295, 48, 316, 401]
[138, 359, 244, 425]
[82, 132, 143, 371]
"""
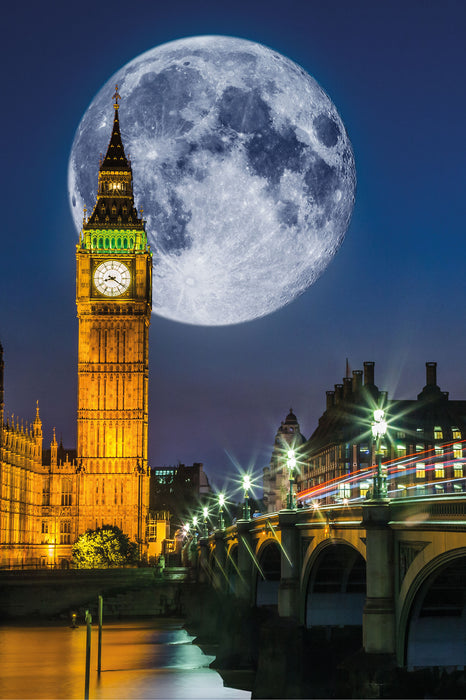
[82, 89, 146, 237]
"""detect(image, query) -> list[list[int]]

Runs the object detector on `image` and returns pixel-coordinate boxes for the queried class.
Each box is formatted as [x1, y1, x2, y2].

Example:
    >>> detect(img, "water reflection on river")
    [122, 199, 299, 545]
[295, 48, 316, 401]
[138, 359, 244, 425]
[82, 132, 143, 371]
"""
[0, 619, 251, 700]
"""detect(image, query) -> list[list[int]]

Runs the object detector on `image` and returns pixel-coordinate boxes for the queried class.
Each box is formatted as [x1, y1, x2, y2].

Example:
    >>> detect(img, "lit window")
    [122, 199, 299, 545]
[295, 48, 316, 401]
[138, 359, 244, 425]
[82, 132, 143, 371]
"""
[435, 484, 444, 494]
[452, 428, 461, 440]
[434, 426, 443, 440]
[453, 444, 463, 460]
[359, 481, 370, 498]
[397, 431, 406, 439]
[416, 463, 425, 479]
[416, 444, 424, 453]
[435, 464, 444, 479]
[397, 444, 406, 457]
[60, 521, 71, 545]
[454, 464, 464, 478]
[61, 479, 72, 506]
[42, 477, 50, 506]
[337, 483, 351, 500]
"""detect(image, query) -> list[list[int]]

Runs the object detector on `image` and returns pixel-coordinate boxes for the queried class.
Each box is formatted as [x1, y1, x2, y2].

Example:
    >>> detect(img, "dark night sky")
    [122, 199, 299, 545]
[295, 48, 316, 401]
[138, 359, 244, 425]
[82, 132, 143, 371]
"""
[1, 0, 465, 497]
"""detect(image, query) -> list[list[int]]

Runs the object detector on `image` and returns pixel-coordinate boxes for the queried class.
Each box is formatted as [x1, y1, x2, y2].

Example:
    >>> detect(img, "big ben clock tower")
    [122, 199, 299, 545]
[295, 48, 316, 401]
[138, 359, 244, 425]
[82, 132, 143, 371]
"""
[76, 87, 152, 552]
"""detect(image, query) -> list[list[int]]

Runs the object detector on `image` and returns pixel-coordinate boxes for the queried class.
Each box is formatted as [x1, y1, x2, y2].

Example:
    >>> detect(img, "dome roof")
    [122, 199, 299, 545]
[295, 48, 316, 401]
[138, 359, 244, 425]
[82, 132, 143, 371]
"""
[284, 408, 297, 424]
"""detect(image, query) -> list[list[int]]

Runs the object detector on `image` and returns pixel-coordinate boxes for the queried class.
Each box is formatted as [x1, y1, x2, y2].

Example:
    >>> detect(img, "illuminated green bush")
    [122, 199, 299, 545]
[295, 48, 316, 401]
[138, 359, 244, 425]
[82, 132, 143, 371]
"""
[72, 525, 138, 568]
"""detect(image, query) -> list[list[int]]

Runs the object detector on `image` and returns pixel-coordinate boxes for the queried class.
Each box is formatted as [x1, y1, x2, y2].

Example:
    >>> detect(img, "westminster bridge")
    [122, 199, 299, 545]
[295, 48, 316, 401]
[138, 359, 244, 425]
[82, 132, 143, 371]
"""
[196, 495, 466, 670]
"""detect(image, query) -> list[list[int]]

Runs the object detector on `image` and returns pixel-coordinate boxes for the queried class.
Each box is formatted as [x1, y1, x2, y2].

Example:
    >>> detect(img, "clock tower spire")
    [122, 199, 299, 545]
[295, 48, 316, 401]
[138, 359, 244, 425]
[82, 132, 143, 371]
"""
[76, 87, 152, 555]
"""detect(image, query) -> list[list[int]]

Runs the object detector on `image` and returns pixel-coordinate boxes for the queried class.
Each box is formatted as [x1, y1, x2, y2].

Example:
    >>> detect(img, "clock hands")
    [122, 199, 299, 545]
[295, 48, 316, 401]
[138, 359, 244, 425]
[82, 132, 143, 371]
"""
[104, 274, 126, 291]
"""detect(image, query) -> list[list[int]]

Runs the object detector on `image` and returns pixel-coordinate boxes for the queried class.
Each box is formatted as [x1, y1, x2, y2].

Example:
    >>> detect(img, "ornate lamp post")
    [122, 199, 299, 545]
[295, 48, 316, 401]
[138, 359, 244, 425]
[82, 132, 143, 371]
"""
[202, 506, 209, 537]
[218, 493, 225, 530]
[286, 449, 297, 509]
[371, 408, 388, 499]
[242, 475, 252, 520]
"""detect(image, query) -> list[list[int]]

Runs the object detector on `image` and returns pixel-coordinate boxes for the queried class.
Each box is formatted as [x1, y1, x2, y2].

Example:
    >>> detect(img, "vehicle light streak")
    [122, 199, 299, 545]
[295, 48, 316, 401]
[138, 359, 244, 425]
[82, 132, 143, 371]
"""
[297, 439, 466, 505]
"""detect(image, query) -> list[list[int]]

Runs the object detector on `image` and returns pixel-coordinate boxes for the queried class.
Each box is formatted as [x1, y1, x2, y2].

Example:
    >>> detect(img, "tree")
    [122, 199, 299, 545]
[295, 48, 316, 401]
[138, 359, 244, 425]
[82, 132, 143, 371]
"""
[72, 525, 138, 568]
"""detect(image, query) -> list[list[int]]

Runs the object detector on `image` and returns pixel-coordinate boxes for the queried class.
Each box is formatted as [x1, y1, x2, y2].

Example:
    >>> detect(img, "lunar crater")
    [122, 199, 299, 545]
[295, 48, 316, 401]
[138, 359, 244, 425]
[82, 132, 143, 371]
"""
[69, 36, 355, 326]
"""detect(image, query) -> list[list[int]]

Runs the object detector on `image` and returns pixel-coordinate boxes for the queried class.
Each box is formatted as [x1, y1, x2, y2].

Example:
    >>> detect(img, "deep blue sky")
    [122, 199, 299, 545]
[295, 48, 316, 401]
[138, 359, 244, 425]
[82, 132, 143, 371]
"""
[1, 0, 465, 495]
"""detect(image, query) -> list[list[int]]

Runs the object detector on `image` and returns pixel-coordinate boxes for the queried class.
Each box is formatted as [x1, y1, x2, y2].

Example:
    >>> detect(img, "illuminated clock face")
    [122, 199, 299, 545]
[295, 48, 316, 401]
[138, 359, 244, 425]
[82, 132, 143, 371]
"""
[94, 260, 131, 297]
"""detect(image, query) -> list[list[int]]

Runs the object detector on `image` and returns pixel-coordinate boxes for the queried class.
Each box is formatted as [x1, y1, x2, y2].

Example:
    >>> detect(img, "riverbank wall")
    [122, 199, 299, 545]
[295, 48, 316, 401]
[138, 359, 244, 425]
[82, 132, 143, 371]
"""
[0, 568, 188, 621]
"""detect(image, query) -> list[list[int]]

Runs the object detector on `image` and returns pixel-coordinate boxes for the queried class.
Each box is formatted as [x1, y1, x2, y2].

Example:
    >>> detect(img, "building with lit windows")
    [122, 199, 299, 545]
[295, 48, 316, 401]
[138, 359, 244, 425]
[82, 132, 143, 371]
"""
[150, 463, 211, 529]
[297, 361, 466, 505]
[263, 409, 307, 512]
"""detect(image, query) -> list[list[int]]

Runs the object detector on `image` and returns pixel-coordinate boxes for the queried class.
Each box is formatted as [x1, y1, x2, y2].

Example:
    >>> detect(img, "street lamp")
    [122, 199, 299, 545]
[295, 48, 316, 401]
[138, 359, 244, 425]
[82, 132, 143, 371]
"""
[242, 475, 252, 520]
[218, 493, 225, 530]
[286, 449, 297, 509]
[371, 408, 388, 499]
[202, 506, 209, 537]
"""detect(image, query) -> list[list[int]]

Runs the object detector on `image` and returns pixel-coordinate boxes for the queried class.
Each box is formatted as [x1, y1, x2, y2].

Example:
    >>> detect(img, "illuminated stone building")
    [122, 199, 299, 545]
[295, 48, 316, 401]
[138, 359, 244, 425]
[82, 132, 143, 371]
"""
[0, 90, 153, 567]
[297, 361, 466, 504]
[0, 343, 78, 568]
[0, 343, 44, 567]
[263, 409, 306, 512]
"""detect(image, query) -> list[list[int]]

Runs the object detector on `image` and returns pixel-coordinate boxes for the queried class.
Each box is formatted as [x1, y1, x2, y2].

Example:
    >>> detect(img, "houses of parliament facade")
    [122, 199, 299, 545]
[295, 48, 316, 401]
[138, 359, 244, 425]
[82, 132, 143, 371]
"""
[0, 90, 152, 568]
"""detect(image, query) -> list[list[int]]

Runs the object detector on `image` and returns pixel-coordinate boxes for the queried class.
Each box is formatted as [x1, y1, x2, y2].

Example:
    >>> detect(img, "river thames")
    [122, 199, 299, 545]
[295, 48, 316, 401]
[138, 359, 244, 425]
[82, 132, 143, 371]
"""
[0, 619, 251, 699]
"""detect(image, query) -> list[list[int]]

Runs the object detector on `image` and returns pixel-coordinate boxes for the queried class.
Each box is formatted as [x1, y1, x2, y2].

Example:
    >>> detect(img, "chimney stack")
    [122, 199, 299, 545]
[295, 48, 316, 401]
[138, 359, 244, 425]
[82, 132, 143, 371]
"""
[343, 377, 352, 400]
[334, 384, 343, 404]
[426, 362, 437, 387]
[364, 361, 375, 386]
[326, 391, 335, 410]
[352, 370, 363, 394]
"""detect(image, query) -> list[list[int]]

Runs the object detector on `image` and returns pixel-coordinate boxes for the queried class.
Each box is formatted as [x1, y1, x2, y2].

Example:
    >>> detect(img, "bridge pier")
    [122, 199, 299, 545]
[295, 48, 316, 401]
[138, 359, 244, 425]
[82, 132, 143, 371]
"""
[362, 502, 396, 655]
[237, 519, 254, 604]
[213, 530, 227, 591]
[278, 510, 300, 619]
[198, 537, 210, 584]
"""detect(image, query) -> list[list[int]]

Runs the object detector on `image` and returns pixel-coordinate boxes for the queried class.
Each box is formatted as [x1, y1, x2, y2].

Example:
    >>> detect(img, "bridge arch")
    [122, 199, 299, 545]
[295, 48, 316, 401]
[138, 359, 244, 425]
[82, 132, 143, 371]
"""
[398, 547, 466, 669]
[255, 540, 281, 608]
[302, 538, 366, 629]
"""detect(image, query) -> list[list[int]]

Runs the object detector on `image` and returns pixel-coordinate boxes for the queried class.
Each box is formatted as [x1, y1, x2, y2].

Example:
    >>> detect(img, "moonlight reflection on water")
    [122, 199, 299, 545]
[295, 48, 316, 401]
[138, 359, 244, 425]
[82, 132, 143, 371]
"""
[0, 619, 250, 699]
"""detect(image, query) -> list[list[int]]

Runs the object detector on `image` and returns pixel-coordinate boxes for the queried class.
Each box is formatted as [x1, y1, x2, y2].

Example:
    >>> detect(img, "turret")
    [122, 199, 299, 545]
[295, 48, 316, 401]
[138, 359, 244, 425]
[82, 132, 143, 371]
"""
[33, 401, 43, 459]
[50, 428, 58, 468]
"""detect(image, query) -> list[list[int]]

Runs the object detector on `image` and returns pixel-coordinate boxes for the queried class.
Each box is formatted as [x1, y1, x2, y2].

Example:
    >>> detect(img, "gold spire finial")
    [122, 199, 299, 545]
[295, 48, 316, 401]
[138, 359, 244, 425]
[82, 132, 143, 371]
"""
[113, 84, 121, 109]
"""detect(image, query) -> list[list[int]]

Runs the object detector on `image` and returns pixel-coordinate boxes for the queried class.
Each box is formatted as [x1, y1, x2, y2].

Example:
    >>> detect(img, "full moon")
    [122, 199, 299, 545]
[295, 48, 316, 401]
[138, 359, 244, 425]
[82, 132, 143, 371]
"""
[69, 36, 355, 326]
